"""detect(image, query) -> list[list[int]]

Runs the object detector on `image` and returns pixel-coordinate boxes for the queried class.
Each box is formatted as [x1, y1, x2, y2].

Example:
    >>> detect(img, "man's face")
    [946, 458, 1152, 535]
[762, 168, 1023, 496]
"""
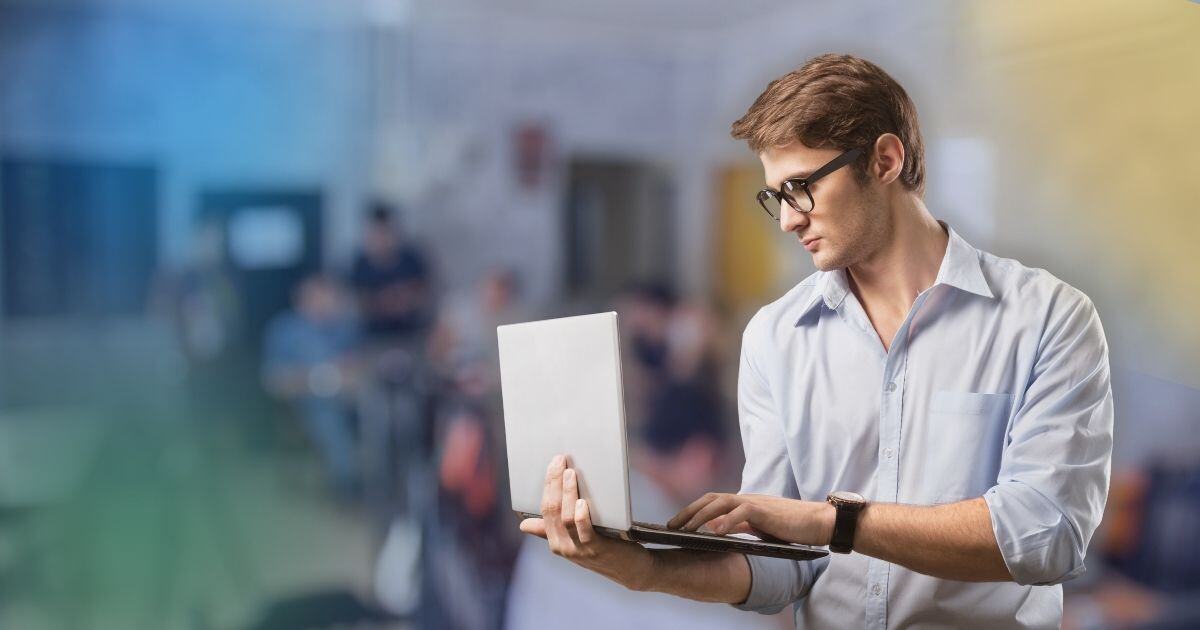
[759, 141, 889, 271]
[364, 222, 398, 260]
[298, 279, 341, 322]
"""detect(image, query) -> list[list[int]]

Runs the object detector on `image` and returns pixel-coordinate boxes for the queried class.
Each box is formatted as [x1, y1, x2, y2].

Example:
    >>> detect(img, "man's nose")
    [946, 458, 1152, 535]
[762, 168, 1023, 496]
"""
[779, 202, 809, 233]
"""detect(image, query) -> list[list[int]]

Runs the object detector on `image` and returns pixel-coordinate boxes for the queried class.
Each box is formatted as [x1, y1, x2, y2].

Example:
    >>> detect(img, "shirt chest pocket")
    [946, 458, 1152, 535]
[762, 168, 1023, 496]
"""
[922, 390, 1014, 504]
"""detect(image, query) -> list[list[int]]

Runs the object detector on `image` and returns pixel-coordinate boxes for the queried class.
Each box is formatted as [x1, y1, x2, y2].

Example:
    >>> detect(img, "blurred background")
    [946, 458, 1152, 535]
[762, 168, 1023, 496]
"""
[0, 0, 1197, 628]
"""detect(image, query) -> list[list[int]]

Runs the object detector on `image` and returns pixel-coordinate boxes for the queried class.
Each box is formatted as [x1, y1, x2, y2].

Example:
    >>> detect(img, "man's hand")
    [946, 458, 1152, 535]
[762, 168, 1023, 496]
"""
[667, 493, 836, 546]
[519, 454, 658, 591]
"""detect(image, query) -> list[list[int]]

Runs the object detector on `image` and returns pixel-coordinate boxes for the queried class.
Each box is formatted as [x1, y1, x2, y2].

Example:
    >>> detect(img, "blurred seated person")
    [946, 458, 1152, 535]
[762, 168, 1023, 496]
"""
[503, 377, 781, 630]
[263, 274, 362, 498]
[349, 202, 434, 346]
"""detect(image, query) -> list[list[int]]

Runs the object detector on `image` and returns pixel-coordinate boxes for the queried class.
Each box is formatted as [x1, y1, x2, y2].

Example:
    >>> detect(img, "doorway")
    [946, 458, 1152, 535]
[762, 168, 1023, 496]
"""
[563, 159, 675, 302]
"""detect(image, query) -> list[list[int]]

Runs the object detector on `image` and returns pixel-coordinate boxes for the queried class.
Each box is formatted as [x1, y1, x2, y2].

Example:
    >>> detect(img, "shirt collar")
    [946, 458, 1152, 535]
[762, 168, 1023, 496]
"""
[934, 221, 994, 300]
[793, 221, 993, 326]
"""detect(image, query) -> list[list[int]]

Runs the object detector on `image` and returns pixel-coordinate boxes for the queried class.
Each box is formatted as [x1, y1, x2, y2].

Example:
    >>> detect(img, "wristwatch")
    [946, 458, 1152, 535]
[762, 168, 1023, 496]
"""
[826, 491, 867, 554]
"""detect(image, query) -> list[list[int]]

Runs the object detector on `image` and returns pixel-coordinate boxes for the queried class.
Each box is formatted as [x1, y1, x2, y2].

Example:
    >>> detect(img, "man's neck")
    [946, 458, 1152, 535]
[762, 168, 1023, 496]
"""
[846, 195, 948, 322]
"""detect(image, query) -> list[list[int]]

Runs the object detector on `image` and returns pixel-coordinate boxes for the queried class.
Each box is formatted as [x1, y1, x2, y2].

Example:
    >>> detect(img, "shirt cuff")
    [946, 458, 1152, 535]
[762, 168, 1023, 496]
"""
[731, 553, 828, 614]
[984, 482, 1086, 586]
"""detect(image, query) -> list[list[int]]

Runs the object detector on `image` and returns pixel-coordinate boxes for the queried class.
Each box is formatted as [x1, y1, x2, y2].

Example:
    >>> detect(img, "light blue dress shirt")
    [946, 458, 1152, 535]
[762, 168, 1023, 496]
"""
[732, 222, 1113, 629]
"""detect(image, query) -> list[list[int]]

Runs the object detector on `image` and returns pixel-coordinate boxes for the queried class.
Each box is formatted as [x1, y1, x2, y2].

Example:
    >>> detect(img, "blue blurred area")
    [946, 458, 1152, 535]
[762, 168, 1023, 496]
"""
[1, 1, 1198, 629]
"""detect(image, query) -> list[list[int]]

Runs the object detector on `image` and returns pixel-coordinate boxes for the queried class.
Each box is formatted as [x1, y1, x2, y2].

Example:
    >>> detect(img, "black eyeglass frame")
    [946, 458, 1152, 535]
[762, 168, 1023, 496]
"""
[755, 147, 865, 220]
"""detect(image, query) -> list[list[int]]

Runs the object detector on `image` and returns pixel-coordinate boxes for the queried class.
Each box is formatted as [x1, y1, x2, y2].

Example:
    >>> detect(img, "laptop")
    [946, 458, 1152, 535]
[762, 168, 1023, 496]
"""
[497, 311, 827, 562]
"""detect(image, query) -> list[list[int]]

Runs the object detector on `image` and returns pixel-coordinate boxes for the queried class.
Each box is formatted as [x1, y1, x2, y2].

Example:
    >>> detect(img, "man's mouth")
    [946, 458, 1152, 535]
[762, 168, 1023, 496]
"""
[802, 237, 821, 252]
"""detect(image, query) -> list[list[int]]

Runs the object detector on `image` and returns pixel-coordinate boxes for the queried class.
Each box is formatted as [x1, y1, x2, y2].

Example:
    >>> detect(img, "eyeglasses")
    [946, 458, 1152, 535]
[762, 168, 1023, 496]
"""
[755, 147, 864, 220]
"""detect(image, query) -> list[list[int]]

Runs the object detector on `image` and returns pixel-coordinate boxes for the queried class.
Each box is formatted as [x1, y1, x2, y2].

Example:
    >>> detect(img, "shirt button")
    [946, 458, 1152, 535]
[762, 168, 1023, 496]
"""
[885, 381, 897, 393]
[872, 584, 882, 596]
[884, 447, 894, 459]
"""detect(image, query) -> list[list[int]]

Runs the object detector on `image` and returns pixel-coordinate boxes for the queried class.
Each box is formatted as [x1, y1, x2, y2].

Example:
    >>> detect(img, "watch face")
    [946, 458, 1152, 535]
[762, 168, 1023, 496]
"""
[830, 491, 865, 505]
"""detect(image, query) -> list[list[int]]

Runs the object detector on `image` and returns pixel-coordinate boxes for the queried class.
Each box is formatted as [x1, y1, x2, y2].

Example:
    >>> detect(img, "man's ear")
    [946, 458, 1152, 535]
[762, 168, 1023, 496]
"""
[871, 133, 906, 186]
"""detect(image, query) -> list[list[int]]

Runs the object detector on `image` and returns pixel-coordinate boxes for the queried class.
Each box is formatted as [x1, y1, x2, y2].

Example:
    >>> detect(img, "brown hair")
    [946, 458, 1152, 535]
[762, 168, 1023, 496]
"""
[730, 53, 925, 195]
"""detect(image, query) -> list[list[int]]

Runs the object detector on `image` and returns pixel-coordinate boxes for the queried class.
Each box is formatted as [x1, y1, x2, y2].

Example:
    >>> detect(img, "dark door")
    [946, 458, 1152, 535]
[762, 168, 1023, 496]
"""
[196, 189, 323, 354]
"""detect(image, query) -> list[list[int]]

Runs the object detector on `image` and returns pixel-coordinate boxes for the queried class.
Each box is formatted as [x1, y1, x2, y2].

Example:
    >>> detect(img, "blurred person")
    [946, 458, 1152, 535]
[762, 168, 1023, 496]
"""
[347, 202, 437, 536]
[616, 281, 677, 428]
[504, 386, 783, 630]
[519, 53, 1114, 629]
[1063, 463, 1200, 629]
[662, 299, 726, 396]
[262, 274, 362, 498]
[619, 286, 731, 452]
[428, 267, 531, 385]
[151, 218, 246, 425]
[622, 281, 676, 381]
[349, 202, 434, 346]
[417, 359, 522, 630]
[409, 269, 531, 628]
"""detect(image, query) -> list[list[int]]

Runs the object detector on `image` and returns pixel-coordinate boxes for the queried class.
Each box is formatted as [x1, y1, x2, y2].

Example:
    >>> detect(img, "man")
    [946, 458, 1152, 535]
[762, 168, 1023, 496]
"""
[348, 203, 434, 343]
[518, 53, 1114, 628]
[263, 274, 362, 498]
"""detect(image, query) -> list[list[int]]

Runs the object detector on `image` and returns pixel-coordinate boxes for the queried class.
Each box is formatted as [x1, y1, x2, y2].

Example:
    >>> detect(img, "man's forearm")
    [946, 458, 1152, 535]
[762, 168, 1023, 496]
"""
[641, 549, 752, 604]
[854, 497, 1012, 581]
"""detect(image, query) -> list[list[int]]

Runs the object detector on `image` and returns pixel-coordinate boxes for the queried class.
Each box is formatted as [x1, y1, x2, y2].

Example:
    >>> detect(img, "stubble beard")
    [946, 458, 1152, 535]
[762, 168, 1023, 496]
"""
[812, 192, 889, 272]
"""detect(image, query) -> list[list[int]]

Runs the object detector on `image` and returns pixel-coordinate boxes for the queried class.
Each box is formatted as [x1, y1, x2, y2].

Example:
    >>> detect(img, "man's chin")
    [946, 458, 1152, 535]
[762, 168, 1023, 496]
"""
[812, 253, 839, 272]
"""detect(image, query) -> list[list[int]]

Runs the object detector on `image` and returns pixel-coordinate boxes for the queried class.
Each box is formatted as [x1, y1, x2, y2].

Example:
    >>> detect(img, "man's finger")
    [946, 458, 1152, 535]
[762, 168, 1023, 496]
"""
[729, 522, 756, 536]
[542, 455, 566, 548]
[546, 456, 573, 548]
[711, 502, 755, 535]
[542, 454, 564, 515]
[683, 495, 739, 532]
[520, 518, 548, 539]
[562, 467, 578, 527]
[575, 498, 596, 544]
[561, 467, 586, 546]
[667, 493, 719, 530]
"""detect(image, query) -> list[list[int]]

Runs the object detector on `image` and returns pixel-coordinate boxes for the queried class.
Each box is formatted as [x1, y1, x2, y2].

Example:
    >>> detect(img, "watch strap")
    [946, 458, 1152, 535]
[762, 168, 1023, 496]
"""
[828, 498, 863, 554]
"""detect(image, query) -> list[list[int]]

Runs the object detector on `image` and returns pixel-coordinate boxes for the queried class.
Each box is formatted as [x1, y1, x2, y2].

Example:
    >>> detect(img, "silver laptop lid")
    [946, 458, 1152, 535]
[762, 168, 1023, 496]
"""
[497, 312, 632, 531]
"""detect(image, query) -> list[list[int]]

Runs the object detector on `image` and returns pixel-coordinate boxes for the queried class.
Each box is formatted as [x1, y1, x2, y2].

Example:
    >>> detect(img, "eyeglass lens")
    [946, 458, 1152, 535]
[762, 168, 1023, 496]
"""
[758, 183, 813, 219]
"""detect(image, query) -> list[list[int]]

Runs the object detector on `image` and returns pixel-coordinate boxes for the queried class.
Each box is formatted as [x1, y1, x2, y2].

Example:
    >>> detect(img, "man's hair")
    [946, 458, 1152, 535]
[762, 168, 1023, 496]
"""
[368, 200, 398, 226]
[625, 280, 677, 311]
[730, 53, 925, 195]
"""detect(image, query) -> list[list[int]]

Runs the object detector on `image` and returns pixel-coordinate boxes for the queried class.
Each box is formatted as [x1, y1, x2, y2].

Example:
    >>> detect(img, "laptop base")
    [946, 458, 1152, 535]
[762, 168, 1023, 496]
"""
[516, 512, 828, 562]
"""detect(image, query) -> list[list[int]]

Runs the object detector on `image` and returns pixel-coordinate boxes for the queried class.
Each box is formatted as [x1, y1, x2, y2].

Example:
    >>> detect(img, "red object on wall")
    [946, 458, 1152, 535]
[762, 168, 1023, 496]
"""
[513, 122, 549, 191]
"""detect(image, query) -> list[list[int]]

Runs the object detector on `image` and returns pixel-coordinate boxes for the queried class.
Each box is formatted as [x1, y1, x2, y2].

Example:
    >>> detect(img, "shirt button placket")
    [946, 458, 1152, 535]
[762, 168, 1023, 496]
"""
[869, 346, 908, 630]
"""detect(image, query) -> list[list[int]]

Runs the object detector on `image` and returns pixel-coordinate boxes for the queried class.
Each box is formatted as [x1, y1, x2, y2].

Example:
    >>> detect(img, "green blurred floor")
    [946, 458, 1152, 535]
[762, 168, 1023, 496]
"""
[0, 407, 387, 630]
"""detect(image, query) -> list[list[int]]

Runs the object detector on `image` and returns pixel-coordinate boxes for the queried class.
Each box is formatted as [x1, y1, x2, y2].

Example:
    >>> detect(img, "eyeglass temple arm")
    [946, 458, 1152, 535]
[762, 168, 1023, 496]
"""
[806, 148, 864, 183]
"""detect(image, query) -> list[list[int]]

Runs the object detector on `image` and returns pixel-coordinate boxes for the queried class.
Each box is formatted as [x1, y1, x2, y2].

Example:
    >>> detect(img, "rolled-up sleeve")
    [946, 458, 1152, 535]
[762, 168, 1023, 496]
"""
[983, 291, 1114, 586]
[731, 316, 828, 613]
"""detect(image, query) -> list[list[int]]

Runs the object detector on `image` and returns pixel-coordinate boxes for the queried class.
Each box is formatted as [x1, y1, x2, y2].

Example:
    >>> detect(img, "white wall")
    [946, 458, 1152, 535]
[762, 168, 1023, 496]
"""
[390, 1, 983, 303]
